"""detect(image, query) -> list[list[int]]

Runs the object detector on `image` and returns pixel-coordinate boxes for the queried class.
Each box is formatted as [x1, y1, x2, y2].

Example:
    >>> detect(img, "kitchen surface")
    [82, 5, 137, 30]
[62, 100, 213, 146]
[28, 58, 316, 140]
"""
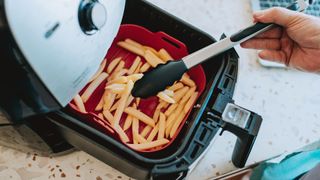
[0, 0, 320, 179]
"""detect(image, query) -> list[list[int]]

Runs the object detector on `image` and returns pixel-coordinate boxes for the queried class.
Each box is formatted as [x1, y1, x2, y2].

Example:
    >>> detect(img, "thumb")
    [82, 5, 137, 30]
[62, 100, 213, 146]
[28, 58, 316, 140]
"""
[253, 7, 301, 27]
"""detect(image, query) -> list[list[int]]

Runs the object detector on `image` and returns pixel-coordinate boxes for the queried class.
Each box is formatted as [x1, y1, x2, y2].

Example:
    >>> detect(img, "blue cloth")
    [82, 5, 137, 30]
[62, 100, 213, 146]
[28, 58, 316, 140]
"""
[251, 149, 320, 180]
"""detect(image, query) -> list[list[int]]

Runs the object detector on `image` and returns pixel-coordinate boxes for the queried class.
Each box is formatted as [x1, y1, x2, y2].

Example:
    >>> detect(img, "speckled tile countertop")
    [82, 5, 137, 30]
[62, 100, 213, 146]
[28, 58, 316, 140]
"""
[0, 0, 320, 180]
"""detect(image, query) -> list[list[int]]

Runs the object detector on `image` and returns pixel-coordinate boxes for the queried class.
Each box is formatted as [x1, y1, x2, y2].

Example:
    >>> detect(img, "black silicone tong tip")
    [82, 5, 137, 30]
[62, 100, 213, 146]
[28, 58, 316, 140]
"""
[132, 60, 187, 98]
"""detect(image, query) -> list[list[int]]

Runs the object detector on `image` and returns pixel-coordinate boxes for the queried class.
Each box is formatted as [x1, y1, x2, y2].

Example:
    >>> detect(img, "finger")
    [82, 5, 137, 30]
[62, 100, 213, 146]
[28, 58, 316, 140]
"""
[258, 50, 287, 64]
[253, 7, 302, 27]
[255, 27, 283, 39]
[241, 38, 281, 50]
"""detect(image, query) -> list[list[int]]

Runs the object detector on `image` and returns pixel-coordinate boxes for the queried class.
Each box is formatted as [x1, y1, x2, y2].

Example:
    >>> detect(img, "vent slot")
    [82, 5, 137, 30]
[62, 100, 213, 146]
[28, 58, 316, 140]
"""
[223, 78, 230, 89]
[190, 145, 200, 159]
[229, 64, 236, 76]
[199, 128, 207, 141]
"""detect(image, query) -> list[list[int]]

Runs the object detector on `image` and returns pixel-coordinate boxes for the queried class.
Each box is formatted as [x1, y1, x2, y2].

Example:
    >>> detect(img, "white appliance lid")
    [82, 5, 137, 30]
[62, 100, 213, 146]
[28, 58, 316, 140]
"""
[4, 0, 125, 107]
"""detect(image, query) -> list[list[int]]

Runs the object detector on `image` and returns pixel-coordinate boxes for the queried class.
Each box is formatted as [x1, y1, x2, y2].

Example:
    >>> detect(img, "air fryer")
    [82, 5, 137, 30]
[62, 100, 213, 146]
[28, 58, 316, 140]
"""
[0, 0, 262, 179]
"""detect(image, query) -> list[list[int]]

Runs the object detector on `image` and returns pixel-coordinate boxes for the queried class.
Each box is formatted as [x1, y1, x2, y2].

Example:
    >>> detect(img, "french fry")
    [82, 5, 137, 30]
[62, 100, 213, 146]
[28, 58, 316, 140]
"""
[134, 62, 143, 74]
[166, 103, 184, 126]
[136, 98, 141, 106]
[73, 94, 86, 113]
[144, 50, 164, 67]
[123, 103, 137, 131]
[110, 99, 119, 112]
[168, 82, 184, 91]
[165, 112, 177, 138]
[124, 107, 155, 127]
[98, 113, 104, 119]
[165, 103, 185, 137]
[127, 57, 141, 75]
[141, 126, 152, 138]
[98, 113, 104, 120]
[143, 46, 160, 57]
[157, 92, 175, 104]
[158, 113, 166, 140]
[113, 80, 134, 126]
[153, 108, 161, 123]
[81, 72, 108, 102]
[107, 74, 142, 84]
[125, 95, 134, 108]
[105, 82, 125, 89]
[76, 41, 199, 151]
[169, 111, 186, 138]
[161, 101, 170, 109]
[117, 41, 145, 57]
[102, 110, 114, 125]
[158, 101, 169, 109]
[157, 101, 166, 110]
[116, 93, 121, 100]
[89, 59, 107, 82]
[164, 89, 174, 97]
[181, 74, 195, 87]
[113, 61, 125, 74]
[110, 94, 134, 112]
[107, 57, 121, 74]
[125, 39, 144, 49]
[184, 92, 198, 113]
[107, 76, 128, 85]
[180, 87, 196, 104]
[127, 74, 144, 82]
[147, 123, 159, 142]
[103, 93, 116, 111]
[127, 139, 169, 150]
[153, 102, 165, 123]
[114, 125, 130, 143]
[95, 91, 108, 111]
[123, 115, 132, 131]
[123, 103, 136, 131]
[140, 63, 151, 73]
[164, 103, 178, 116]
[136, 134, 148, 144]
[183, 73, 190, 78]
[173, 86, 189, 102]
[158, 48, 173, 62]
[105, 84, 126, 94]
[109, 69, 128, 81]
[95, 99, 104, 111]
[132, 117, 139, 144]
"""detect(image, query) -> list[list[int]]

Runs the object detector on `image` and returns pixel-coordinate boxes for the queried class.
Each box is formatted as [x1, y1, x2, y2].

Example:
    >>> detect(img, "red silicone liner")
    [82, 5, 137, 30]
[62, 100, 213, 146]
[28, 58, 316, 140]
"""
[69, 24, 206, 153]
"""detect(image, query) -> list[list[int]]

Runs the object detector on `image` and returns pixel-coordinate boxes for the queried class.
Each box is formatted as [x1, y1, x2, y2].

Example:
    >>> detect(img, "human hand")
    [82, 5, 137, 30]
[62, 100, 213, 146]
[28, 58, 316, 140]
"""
[241, 7, 320, 72]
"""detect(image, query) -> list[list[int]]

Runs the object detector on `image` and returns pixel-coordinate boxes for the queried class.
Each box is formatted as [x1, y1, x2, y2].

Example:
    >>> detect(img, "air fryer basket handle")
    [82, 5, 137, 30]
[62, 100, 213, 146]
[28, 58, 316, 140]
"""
[232, 131, 257, 168]
[207, 106, 262, 168]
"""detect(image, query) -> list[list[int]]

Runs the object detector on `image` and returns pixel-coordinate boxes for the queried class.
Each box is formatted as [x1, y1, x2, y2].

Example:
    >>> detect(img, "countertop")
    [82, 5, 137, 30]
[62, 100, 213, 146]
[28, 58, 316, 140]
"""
[0, 0, 320, 179]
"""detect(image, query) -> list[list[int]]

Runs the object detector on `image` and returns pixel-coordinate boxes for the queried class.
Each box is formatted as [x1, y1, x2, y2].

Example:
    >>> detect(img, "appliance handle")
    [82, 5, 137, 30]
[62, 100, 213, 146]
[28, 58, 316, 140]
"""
[207, 103, 263, 168]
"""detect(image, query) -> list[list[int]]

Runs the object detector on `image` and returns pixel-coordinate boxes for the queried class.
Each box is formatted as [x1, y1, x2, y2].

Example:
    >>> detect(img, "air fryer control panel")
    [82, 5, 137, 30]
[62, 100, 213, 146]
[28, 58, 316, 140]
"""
[4, 0, 125, 107]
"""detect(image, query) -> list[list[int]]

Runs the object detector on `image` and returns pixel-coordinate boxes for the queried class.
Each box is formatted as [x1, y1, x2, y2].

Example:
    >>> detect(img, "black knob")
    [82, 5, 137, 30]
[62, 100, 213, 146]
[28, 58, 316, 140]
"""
[79, 0, 107, 34]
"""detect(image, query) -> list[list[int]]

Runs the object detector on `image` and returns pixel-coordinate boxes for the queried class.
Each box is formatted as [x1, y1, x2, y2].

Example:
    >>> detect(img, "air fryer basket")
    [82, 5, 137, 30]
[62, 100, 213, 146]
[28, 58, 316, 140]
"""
[48, 0, 262, 179]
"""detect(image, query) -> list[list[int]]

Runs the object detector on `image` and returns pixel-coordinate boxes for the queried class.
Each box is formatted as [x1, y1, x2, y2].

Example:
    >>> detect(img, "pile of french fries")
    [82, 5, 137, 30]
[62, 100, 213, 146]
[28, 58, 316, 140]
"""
[72, 39, 199, 151]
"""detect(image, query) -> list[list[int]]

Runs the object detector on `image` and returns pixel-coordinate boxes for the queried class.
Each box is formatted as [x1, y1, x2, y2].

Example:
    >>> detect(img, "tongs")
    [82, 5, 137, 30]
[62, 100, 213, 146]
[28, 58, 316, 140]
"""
[132, 0, 312, 98]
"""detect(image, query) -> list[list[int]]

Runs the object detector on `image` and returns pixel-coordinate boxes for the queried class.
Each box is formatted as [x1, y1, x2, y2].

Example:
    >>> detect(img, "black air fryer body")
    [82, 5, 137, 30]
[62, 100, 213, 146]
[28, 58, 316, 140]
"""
[0, 0, 262, 179]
